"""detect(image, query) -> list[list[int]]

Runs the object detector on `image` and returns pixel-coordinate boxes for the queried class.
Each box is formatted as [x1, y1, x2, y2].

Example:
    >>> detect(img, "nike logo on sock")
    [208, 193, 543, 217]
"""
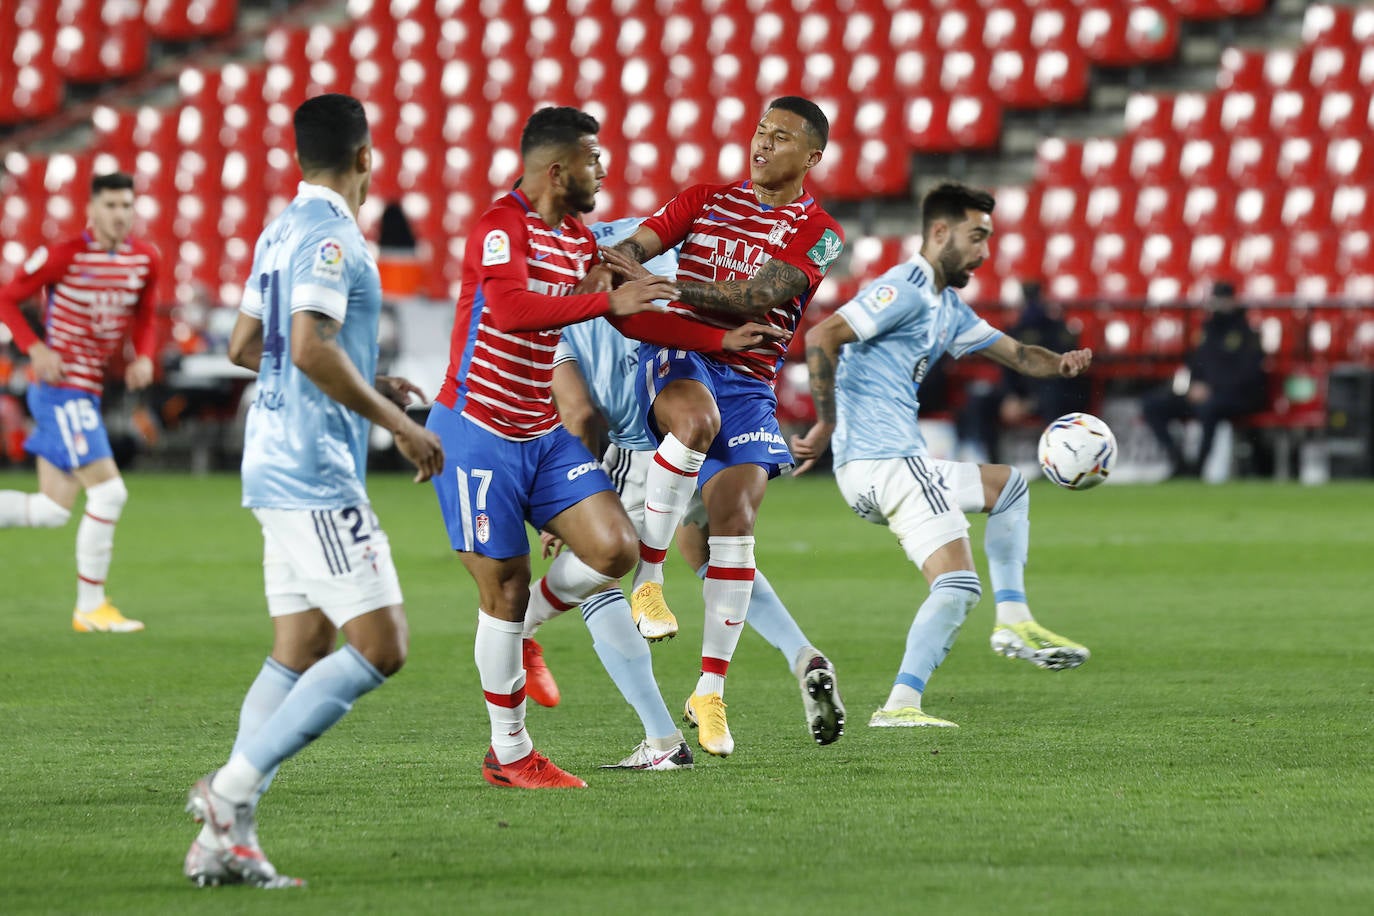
[507, 727, 525, 737]
[724, 619, 744, 627]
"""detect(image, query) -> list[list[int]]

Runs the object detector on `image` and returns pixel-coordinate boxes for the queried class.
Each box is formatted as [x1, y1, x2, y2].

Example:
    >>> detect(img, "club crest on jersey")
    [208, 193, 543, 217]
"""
[475, 512, 491, 544]
[864, 284, 899, 312]
[482, 230, 511, 266]
[23, 246, 48, 275]
[767, 220, 789, 247]
[312, 238, 345, 281]
[807, 229, 843, 272]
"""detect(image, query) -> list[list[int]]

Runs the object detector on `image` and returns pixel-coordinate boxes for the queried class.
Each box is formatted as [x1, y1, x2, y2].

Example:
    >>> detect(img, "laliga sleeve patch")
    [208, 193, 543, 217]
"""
[862, 284, 899, 313]
[23, 246, 48, 276]
[312, 238, 346, 281]
[481, 229, 511, 266]
[806, 229, 843, 272]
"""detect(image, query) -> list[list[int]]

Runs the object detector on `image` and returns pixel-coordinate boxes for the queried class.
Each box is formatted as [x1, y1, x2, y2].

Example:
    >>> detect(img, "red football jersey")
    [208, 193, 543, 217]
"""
[642, 180, 844, 383]
[0, 233, 160, 395]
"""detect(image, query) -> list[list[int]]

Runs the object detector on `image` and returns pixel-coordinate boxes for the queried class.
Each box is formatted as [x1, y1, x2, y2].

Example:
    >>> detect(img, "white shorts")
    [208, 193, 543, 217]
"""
[834, 457, 977, 568]
[603, 443, 710, 531]
[253, 506, 403, 626]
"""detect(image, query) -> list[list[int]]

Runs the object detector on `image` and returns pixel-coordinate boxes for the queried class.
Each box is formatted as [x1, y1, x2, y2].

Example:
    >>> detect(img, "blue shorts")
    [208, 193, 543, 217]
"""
[24, 383, 114, 472]
[637, 346, 793, 486]
[427, 403, 614, 558]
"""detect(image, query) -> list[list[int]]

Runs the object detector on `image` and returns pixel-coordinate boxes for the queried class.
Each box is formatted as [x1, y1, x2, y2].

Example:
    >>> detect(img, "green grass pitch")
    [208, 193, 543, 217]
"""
[2, 471, 1372, 914]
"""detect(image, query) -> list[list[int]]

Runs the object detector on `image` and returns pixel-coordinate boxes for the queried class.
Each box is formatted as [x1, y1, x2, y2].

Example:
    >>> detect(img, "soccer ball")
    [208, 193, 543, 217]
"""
[1037, 413, 1117, 490]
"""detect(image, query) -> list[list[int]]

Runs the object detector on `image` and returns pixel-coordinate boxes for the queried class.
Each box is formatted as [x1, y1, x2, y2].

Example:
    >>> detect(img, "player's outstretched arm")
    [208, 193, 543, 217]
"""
[228, 312, 265, 372]
[982, 334, 1093, 379]
[676, 258, 810, 320]
[790, 312, 857, 475]
[291, 311, 444, 482]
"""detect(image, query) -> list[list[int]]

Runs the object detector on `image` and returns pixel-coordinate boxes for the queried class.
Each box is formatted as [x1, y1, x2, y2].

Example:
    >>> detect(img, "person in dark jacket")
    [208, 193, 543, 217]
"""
[1141, 281, 1267, 478]
[958, 281, 1088, 463]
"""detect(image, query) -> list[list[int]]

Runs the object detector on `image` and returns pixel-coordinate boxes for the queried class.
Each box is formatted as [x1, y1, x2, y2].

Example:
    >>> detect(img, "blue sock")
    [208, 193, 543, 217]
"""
[985, 468, 1031, 613]
[231, 657, 300, 804]
[583, 589, 677, 740]
[894, 571, 983, 694]
[697, 562, 810, 672]
[238, 644, 386, 776]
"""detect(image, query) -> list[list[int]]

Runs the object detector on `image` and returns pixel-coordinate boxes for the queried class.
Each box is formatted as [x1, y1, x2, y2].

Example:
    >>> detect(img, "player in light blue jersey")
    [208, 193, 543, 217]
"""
[794, 183, 1093, 729]
[531, 223, 843, 752]
[183, 94, 443, 887]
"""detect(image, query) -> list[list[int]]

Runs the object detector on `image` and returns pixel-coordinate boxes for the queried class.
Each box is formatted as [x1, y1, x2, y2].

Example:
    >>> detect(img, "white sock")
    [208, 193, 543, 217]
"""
[75, 478, 127, 612]
[0, 491, 70, 528]
[475, 611, 532, 765]
[884, 683, 923, 710]
[210, 752, 266, 805]
[695, 535, 754, 698]
[633, 434, 705, 590]
[525, 549, 620, 638]
[996, 601, 1033, 626]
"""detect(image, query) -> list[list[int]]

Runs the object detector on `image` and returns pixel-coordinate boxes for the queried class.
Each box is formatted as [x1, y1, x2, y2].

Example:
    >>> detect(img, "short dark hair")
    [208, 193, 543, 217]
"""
[921, 182, 996, 234]
[293, 93, 370, 175]
[520, 106, 600, 159]
[91, 172, 134, 196]
[1212, 280, 1235, 298]
[766, 96, 829, 150]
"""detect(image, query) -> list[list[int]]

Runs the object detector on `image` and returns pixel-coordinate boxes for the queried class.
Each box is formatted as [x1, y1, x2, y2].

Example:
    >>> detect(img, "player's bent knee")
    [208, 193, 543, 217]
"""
[84, 477, 129, 520]
[931, 570, 982, 613]
[28, 494, 72, 527]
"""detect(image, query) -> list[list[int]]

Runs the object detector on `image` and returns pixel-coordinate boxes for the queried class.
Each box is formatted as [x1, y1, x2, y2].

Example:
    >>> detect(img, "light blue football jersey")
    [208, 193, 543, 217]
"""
[831, 254, 1002, 467]
[240, 182, 383, 509]
[552, 218, 679, 451]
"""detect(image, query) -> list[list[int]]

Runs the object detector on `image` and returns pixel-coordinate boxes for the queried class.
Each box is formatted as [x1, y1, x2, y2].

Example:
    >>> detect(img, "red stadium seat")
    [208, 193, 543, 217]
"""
[1182, 185, 1233, 233]
[945, 94, 1000, 149]
[1302, 4, 1357, 49]
[903, 96, 953, 151]
[1327, 137, 1374, 184]
[1189, 233, 1231, 278]
[1084, 185, 1137, 233]
[1133, 185, 1182, 234]
[1091, 231, 1136, 277]
[1318, 90, 1366, 137]
[1037, 185, 1081, 231]
[1123, 92, 1173, 136]
[1331, 184, 1372, 232]
[1178, 137, 1228, 186]
[1034, 137, 1083, 184]
[1218, 90, 1269, 136]
[1309, 46, 1362, 92]
[1079, 1, 1178, 67]
[991, 229, 1043, 280]
[1233, 187, 1284, 234]
[941, 49, 991, 95]
[1042, 229, 1092, 277]
[145, 0, 238, 41]
[1232, 232, 1288, 276]
[1276, 136, 1328, 185]
[1129, 135, 1180, 184]
[1081, 137, 1131, 186]
[55, 2, 148, 83]
[991, 184, 1038, 233]
[1227, 136, 1278, 187]
[1172, 0, 1265, 20]
[1268, 90, 1319, 137]
[1171, 91, 1223, 139]
[1291, 231, 1340, 281]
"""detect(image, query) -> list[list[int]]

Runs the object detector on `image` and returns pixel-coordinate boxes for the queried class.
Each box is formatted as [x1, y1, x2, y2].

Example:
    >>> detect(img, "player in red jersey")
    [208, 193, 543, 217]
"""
[427, 107, 787, 788]
[601, 96, 845, 757]
[0, 172, 160, 633]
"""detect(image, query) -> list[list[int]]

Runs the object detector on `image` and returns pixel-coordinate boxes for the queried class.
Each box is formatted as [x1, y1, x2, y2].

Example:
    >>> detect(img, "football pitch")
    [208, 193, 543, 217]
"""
[2, 471, 1371, 914]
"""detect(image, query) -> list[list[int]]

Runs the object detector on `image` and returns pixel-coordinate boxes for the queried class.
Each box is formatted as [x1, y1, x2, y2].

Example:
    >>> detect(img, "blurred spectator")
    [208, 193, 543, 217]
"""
[957, 281, 1087, 463]
[377, 201, 423, 297]
[1141, 281, 1267, 478]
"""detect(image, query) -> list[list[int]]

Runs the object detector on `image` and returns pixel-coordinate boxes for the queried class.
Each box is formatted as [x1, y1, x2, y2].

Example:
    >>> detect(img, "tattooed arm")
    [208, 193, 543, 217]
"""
[981, 334, 1093, 378]
[789, 311, 859, 475]
[291, 310, 444, 480]
[676, 258, 810, 320]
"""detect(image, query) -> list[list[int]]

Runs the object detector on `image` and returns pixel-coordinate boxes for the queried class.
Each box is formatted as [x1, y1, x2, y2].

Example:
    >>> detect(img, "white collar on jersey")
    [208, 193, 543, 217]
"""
[296, 181, 356, 222]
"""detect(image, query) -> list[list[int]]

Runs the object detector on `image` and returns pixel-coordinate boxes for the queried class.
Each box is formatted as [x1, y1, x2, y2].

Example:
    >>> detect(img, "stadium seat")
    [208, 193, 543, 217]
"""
[1189, 232, 1231, 278]
[1129, 135, 1180, 184]
[1227, 136, 1279, 187]
[946, 96, 1001, 149]
[1219, 90, 1270, 136]
[1268, 90, 1319, 137]
[145, 0, 238, 41]
[1133, 185, 1182, 234]
[1182, 185, 1233, 234]
[1276, 136, 1327, 185]
[1331, 184, 1372, 232]
[991, 229, 1043, 280]
[1327, 137, 1374, 185]
[1301, 4, 1356, 49]
[1178, 137, 1228, 186]
[1083, 185, 1136, 233]
[1172, 0, 1265, 20]
[1317, 89, 1367, 136]
[54, 2, 148, 83]
[1037, 185, 1081, 231]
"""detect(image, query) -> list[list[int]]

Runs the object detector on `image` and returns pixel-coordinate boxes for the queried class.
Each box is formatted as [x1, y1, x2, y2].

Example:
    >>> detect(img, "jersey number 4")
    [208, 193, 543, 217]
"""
[259, 270, 287, 371]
